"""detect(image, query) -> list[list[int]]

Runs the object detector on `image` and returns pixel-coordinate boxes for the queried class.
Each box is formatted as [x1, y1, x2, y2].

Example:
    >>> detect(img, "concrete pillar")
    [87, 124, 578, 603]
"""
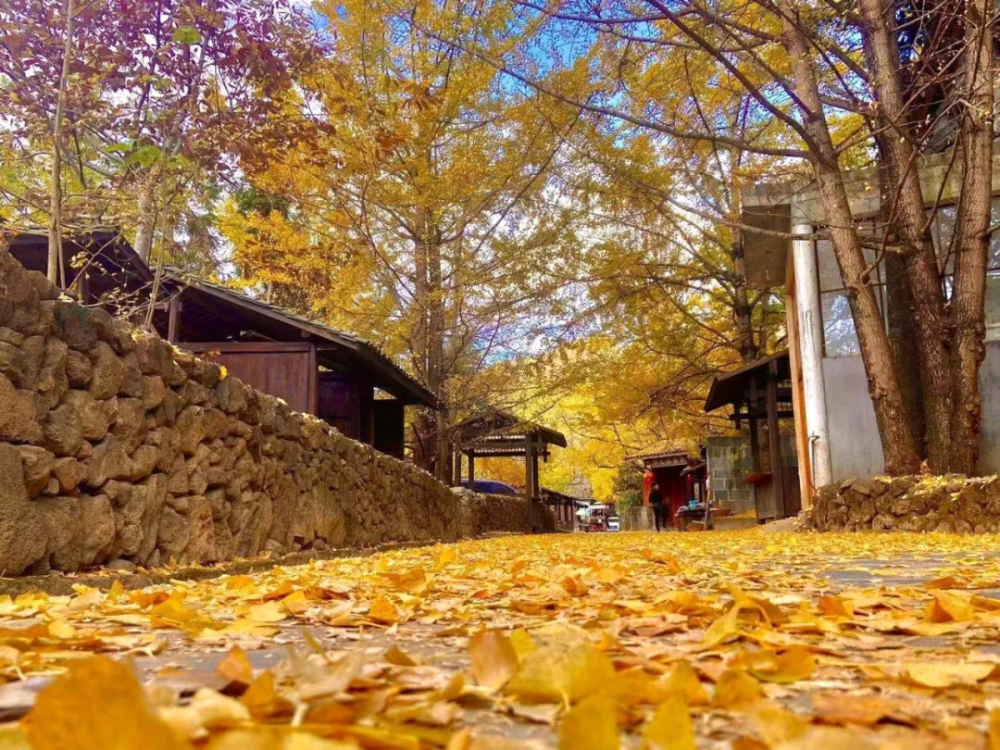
[791, 222, 833, 488]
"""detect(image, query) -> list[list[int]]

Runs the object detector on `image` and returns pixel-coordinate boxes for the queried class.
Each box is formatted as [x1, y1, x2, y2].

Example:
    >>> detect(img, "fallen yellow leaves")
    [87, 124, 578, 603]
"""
[557, 695, 617, 750]
[904, 662, 995, 689]
[640, 694, 695, 750]
[505, 643, 614, 706]
[468, 631, 518, 690]
[3, 530, 1000, 748]
[25, 657, 185, 750]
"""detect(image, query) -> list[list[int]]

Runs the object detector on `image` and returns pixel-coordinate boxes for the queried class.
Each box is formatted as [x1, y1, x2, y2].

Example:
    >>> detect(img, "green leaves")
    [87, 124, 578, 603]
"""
[172, 26, 202, 46]
[124, 144, 163, 168]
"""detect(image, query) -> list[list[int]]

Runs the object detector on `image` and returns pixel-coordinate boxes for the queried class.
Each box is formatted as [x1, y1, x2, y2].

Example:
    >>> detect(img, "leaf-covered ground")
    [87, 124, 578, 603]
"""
[4, 530, 1000, 749]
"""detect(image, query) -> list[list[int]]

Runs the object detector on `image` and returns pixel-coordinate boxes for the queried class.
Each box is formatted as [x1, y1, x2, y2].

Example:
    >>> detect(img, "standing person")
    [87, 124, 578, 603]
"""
[648, 483, 665, 532]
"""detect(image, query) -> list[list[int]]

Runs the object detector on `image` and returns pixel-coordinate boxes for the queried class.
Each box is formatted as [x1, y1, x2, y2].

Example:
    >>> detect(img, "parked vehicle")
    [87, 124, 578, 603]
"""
[461, 480, 520, 496]
[607, 516, 620, 532]
[584, 504, 610, 532]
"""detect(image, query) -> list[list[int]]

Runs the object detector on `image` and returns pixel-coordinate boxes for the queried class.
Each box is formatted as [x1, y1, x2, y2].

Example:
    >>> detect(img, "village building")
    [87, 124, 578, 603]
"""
[740, 154, 1000, 501]
[625, 449, 707, 530]
[5, 230, 434, 460]
[450, 410, 568, 531]
[703, 352, 801, 521]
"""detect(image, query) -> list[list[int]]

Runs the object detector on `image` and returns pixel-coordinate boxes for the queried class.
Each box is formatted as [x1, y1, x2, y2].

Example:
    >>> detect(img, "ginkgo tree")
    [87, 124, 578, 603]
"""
[408, 0, 997, 478]
[223, 0, 588, 479]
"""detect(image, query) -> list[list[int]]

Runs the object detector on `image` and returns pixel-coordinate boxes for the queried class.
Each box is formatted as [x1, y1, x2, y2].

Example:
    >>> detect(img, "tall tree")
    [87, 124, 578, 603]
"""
[0, 0, 317, 284]
[414, 0, 997, 476]
[223, 0, 584, 478]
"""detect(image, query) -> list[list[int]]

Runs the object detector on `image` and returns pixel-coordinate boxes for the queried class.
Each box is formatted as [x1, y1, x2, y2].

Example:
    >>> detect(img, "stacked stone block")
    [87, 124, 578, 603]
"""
[0, 248, 545, 575]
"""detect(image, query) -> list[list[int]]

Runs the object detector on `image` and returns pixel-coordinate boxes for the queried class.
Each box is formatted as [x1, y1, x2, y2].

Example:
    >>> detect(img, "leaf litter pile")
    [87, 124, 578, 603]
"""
[4, 532, 1000, 748]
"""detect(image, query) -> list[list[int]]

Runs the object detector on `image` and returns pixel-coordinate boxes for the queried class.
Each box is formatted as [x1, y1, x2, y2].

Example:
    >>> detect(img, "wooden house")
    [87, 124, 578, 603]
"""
[4, 231, 435, 459]
[703, 351, 801, 521]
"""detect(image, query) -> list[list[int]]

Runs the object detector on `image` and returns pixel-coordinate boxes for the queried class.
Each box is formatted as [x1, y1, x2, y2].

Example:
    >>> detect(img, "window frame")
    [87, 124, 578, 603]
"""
[814, 229, 889, 358]
[814, 200, 1000, 356]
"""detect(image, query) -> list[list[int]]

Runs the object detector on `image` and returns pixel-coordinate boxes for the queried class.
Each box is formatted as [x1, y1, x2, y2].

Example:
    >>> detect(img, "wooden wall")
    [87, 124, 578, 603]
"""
[184, 342, 317, 416]
[317, 373, 363, 440]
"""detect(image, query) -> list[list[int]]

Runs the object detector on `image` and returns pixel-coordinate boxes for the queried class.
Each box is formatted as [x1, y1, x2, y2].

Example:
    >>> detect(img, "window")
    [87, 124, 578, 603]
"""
[816, 231, 887, 358]
[816, 198, 1000, 356]
[932, 202, 1000, 342]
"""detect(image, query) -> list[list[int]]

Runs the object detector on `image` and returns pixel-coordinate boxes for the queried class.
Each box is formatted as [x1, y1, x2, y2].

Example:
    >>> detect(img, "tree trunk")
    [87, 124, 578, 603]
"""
[134, 178, 158, 263]
[781, 4, 921, 474]
[410, 207, 450, 479]
[425, 224, 448, 482]
[857, 0, 954, 472]
[876, 138, 926, 456]
[732, 236, 759, 362]
[410, 228, 434, 473]
[948, 0, 995, 474]
[48, 0, 74, 287]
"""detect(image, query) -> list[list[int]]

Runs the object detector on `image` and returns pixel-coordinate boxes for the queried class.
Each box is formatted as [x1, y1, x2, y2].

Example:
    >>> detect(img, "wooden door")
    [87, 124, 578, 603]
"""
[667, 473, 686, 530]
[317, 373, 361, 440]
[373, 399, 405, 458]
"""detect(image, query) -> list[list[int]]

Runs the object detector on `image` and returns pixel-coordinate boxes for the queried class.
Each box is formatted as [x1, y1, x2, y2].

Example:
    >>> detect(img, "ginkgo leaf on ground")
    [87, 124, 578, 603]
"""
[248, 602, 288, 624]
[744, 646, 815, 684]
[751, 702, 809, 746]
[557, 693, 619, 750]
[216, 645, 254, 687]
[662, 660, 709, 706]
[506, 643, 615, 706]
[990, 708, 1000, 750]
[713, 670, 764, 709]
[368, 597, 402, 625]
[640, 694, 695, 750]
[924, 591, 975, 623]
[469, 631, 519, 690]
[904, 662, 994, 689]
[160, 689, 251, 740]
[25, 656, 188, 750]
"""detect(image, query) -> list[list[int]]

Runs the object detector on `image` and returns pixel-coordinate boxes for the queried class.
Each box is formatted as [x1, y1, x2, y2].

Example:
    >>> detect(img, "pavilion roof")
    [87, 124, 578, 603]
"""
[453, 410, 567, 451]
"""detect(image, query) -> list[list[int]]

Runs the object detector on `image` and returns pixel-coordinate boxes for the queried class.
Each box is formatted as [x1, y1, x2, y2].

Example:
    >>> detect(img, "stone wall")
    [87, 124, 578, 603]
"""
[706, 436, 755, 514]
[0, 248, 546, 575]
[454, 488, 555, 535]
[811, 475, 1000, 533]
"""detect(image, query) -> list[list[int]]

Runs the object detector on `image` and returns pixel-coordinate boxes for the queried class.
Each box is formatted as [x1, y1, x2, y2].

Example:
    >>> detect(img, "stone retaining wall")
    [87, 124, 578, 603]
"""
[811, 475, 1000, 533]
[0, 248, 548, 575]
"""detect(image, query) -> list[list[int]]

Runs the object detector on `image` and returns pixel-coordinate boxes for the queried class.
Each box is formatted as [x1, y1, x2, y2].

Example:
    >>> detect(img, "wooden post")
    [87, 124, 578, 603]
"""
[76, 270, 90, 305]
[307, 343, 318, 417]
[453, 446, 462, 487]
[525, 435, 536, 531]
[748, 380, 761, 472]
[468, 450, 475, 487]
[767, 360, 787, 518]
[167, 295, 181, 343]
[524, 435, 535, 500]
[531, 443, 540, 500]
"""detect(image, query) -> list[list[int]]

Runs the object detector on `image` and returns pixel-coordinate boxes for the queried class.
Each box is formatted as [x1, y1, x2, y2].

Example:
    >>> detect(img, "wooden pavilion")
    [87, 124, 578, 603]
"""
[540, 488, 585, 532]
[5, 229, 154, 306]
[704, 351, 801, 521]
[452, 411, 567, 529]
